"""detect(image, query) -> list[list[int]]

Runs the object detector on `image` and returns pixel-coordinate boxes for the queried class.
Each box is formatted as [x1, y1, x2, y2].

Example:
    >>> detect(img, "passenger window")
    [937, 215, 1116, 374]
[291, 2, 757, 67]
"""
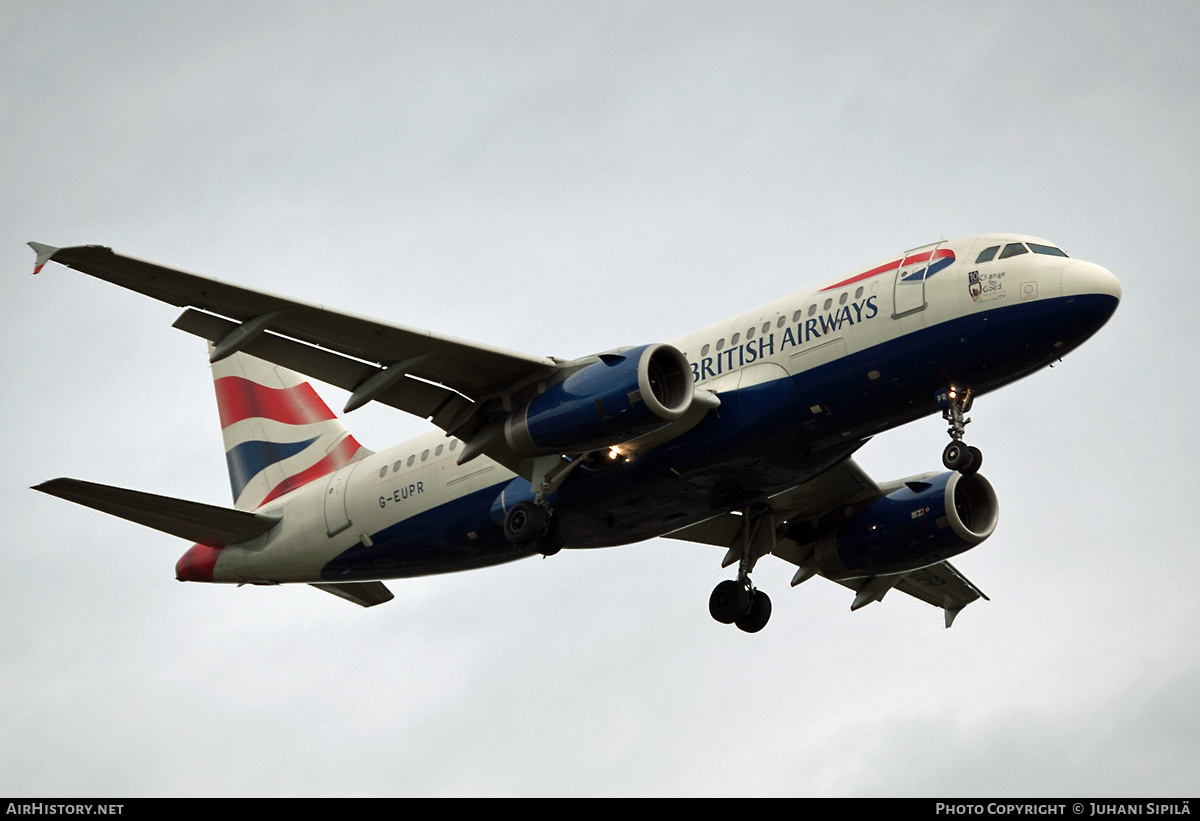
[435, 444, 444, 456]
[777, 316, 786, 328]
[838, 293, 848, 305]
[701, 344, 710, 357]
[1028, 243, 1069, 257]
[975, 246, 1000, 263]
[449, 440, 457, 451]
[855, 286, 863, 299]
[746, 327, 755, 340]
[407, 455, 415, 467]
[731, 333, 740, 345]
[393, 461, 403, 472]
[378, 466, 388, 478]
[761, 322, 770, 334]
[999, 243, 1028, 260]
[421, 449, 430, 461]
[808, 304, 816, 317]
[823, 298, 832, 311]
[716, 338, 725, 351]
[792, 309, 802, 322]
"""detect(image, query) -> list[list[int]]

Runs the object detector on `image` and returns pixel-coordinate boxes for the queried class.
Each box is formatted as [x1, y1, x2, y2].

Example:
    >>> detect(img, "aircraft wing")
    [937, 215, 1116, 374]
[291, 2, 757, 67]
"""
[33, 478, 279, 547]
[30, 242, 562, 469]
[861, 561, 987, 627]
[662, 458, 882, 550]
[662, 458, 988, 626]
[823, 562, 988, 627]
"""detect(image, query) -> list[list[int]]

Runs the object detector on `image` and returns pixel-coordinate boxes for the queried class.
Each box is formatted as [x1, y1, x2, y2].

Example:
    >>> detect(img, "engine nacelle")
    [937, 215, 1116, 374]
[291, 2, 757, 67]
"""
[813, 471, 999, 579]
[504, 343, 694, 456]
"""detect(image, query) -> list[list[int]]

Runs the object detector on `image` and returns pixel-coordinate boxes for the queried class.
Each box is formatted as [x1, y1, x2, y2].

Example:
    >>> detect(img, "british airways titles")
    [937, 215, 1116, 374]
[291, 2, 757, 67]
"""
[690, 295, 879, 382]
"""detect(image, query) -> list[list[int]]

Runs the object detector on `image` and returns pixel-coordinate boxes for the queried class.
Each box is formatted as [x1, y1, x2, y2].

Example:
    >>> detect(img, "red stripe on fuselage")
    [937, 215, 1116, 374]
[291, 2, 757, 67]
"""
[256, 434, 365, 507]
[820, 248, 954, 292]
[214, 376, 338, 429]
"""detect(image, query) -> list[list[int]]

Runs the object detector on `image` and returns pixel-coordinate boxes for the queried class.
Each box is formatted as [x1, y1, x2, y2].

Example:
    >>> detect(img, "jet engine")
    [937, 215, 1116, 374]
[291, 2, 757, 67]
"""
[812, 471, 999, 579]
[504, 343, 694, 457]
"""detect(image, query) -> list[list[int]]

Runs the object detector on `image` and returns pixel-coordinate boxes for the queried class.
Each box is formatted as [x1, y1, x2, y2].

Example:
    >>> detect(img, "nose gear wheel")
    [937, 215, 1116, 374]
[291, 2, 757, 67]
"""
[938, 386, 982, 475]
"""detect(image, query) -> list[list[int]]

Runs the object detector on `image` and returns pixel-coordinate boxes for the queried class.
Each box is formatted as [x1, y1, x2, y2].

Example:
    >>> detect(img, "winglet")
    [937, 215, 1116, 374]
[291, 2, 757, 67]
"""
[28, 242, 60, 274]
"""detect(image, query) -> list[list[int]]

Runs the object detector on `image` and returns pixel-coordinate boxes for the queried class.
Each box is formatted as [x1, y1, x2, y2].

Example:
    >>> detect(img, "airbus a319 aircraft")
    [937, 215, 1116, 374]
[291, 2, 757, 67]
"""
[29, 234, 1120, 631]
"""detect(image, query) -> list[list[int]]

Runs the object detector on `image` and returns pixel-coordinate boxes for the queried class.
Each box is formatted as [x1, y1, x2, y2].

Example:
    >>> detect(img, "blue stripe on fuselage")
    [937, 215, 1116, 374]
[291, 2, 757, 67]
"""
[321, 484, 531, 582]
[900, 254, 956, 282]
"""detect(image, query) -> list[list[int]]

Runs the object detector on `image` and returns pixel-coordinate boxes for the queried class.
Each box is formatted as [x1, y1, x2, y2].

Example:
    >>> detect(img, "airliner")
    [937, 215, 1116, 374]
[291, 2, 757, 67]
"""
[29, 234, 1120, 631]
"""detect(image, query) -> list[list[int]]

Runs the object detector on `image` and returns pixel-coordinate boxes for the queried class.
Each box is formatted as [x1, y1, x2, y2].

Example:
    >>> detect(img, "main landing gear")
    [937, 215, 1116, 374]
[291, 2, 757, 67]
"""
[502, 454, 581, 556]
[938, 386, 982, 475]
[708, 505, 776, 633]
[503, 500, 566, 556]
[709, 579, 772, 633]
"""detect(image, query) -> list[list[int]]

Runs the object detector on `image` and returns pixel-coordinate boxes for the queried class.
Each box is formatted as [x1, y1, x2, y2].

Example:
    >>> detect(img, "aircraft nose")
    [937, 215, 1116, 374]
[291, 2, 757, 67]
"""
[1062, 260, 1122, 302]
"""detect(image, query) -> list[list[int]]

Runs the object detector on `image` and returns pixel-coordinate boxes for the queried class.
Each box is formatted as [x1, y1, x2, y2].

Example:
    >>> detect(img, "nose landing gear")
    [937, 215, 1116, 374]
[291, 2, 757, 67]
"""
[937, 386, 982, 475]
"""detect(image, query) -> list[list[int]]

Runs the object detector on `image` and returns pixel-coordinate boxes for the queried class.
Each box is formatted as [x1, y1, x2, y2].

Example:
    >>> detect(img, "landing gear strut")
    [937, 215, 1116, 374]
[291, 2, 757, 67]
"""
[708, 505, 775, 633]
[502, 454, 580, 556]
[938, 386, 982, 475]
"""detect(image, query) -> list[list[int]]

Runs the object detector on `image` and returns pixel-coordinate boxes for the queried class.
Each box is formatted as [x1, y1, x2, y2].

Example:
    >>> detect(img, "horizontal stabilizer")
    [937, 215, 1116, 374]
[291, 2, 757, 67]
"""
[310, 582, 394, 607]
[33, 478, 280, 546]
[28, 241, 60, 274]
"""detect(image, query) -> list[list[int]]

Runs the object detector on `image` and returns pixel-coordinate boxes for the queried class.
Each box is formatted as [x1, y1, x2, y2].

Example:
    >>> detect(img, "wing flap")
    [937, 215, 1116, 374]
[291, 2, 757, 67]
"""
[173, 309, 472, 423]
[825, 563, 987, 627]
[893, 561, 988, 626]
[33, 478, 279, 547]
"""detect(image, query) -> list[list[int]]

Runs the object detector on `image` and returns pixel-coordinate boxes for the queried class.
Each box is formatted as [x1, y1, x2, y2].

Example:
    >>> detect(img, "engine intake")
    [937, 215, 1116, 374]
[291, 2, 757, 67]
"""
[813, 471, 999, 579]
[504, 343, 694, 456]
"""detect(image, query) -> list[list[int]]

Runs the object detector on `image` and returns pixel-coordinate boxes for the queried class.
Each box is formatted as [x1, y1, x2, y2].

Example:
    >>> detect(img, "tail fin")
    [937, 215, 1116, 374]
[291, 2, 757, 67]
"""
[211, 350, 371, 511]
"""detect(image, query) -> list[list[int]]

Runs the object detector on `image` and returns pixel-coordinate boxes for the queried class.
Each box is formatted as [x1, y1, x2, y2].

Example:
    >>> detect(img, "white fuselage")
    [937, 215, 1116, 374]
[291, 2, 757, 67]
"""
[203, 233, 1120, 585]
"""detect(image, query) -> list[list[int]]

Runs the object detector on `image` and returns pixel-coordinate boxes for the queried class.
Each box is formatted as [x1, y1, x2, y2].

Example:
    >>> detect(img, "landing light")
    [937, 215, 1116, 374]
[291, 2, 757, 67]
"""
[608, 447, 621, 460]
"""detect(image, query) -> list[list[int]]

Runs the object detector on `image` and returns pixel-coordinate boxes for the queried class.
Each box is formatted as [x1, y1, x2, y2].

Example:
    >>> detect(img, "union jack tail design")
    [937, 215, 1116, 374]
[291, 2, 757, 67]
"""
[211, 351, 372, 511]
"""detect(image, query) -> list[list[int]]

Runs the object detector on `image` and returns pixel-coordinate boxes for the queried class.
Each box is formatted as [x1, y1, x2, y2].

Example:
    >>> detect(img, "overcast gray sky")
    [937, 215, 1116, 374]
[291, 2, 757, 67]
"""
[2, 0, 1197, 797]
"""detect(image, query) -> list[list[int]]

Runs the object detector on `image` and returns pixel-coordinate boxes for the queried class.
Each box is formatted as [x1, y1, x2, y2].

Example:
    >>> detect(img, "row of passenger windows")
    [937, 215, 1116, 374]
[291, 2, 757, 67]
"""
[976, 242, 1068, 263]
[378, 439, 459, 477]
[697, 286, 866, 357]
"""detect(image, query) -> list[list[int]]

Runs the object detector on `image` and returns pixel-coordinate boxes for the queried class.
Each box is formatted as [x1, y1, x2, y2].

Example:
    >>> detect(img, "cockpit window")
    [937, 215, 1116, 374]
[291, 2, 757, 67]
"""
[975, 246, 1000, 263]
[998, 243, 1029, 260]
[1028, 243, 1068, 257]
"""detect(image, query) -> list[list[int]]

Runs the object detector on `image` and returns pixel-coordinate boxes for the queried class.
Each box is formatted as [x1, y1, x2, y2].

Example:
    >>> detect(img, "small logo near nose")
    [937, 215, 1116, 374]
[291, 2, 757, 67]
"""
[968, 270, 983, 301]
